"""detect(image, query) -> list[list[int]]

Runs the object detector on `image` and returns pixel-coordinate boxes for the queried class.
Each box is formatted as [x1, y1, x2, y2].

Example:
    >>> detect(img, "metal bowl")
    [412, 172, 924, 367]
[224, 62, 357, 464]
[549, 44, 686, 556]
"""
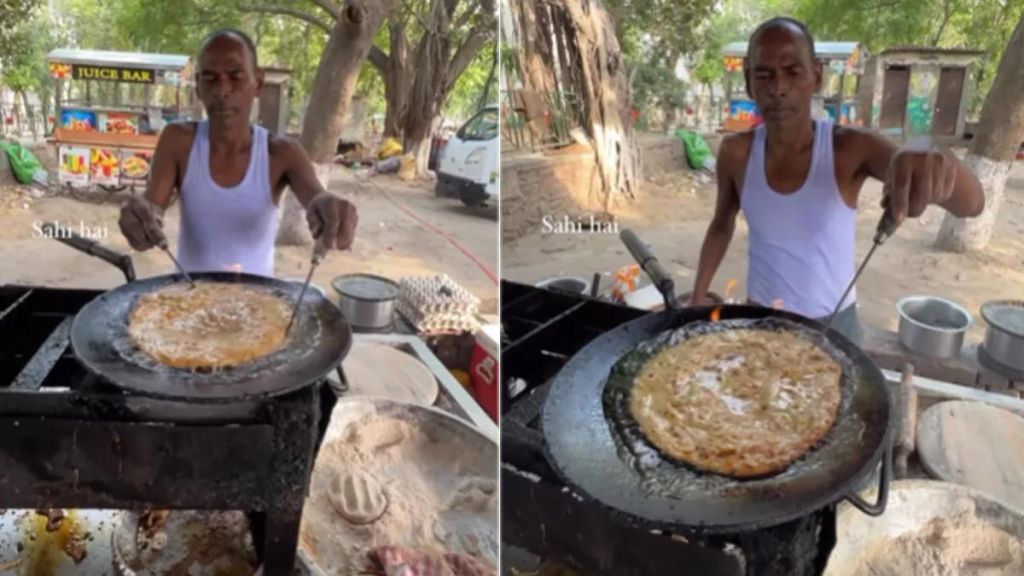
[897, 296, 972, 358]
[825, 480, 1024, 575]
[980, 300, 1024, 372]
[536, 276, 590, 294]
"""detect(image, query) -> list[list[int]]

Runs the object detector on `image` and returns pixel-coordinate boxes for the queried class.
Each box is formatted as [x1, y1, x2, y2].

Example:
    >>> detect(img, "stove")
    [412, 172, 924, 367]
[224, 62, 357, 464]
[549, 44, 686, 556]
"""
[0, 283, 336, 576]
[500, 280, 837, 576]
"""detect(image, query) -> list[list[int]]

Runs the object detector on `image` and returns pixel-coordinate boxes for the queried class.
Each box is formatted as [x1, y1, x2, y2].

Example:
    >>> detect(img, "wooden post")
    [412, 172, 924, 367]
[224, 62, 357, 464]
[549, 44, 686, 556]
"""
[894, 363, 917, 479]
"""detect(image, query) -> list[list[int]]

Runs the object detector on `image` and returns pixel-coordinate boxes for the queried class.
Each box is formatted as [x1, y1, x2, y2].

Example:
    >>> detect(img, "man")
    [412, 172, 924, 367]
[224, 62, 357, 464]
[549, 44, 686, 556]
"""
[119, 29, 357, 276]
[688, 17, 984, 345]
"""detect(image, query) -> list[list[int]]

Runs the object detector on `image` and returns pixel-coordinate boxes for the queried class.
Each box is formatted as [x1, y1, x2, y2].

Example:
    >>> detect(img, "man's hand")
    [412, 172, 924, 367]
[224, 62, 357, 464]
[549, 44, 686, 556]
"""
[307, 193, 358, 250]
[118, 197, 167, 251]
[882, 145, 957, 227]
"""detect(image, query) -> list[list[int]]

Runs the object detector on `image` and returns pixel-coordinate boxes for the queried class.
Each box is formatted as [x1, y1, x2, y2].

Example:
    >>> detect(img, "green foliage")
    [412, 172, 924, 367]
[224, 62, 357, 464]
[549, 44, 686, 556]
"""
[0, 0, 40, 54]
[1, 6, 71, 97]
[790, 0, 1024, 117]
[629, 57, 687, 127]
[605, 0, 717, 64]
[445, 41, 496, 121]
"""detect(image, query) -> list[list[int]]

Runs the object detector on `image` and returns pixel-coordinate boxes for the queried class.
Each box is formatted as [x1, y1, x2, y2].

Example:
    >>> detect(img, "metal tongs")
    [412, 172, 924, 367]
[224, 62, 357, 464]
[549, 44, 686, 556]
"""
[824, 208, 898, 331]
[286, 239, 328, 335]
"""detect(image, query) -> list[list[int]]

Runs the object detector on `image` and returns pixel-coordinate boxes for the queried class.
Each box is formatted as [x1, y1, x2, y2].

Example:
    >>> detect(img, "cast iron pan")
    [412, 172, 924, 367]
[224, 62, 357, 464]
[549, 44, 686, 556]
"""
[71, 271, 351, 403]
[539, 230, 892, 533]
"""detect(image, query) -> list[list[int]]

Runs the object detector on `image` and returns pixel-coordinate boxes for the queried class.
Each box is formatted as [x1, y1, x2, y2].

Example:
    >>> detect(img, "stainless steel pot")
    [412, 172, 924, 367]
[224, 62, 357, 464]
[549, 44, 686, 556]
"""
[897, 296, 972, 358]
[980, 300, 1024, 372]
[331, 273, 399, 330]
[536, 276, 589, 294]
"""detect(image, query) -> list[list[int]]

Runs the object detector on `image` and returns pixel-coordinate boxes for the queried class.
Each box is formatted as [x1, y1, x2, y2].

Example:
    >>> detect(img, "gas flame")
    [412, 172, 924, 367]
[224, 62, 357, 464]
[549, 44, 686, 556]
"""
[772, 298, 784, 310]
[224, 263, 244, 274]
[711, 279, 738, 322]
[724, 279, 738, 303]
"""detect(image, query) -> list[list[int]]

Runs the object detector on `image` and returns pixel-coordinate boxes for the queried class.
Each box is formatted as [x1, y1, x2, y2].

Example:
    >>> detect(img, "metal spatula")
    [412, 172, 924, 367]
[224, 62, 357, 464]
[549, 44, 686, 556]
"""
[286, 240, 328, 335]
[824, 208, 897, 332]
[157, 238, 195, 288]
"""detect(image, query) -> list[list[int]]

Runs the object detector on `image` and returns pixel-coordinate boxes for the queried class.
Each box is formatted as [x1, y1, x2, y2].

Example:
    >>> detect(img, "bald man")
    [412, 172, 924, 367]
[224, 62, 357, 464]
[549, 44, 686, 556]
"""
[118, 28, 357, 277]
[688, 17, 984, 345]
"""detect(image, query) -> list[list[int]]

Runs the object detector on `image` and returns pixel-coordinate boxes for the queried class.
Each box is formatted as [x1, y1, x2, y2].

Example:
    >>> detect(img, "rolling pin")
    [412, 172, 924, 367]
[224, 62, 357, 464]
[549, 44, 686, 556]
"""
[894, 363, 918, 479]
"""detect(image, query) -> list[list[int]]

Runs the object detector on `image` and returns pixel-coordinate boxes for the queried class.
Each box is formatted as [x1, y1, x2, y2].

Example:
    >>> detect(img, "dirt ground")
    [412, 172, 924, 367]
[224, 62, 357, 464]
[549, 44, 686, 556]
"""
[0, 168, 499, 313]
[503, 161, 1024, 343]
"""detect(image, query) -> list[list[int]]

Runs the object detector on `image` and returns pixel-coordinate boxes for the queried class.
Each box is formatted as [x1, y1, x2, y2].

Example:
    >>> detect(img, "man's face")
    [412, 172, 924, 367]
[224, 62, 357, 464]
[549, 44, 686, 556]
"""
[195, 35, 263, 122]
[745, 25, 822, 125]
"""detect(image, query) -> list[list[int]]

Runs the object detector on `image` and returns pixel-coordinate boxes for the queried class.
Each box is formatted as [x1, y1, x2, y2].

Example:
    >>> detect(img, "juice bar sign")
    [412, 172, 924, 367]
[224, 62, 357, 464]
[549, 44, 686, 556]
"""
[71, 64, 155, 84]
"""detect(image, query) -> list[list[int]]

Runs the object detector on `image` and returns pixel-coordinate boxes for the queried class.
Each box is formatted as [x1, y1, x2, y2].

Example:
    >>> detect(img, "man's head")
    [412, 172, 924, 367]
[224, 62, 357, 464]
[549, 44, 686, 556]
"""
[195, 28, 264, 124]
[744, 17, 822, 126]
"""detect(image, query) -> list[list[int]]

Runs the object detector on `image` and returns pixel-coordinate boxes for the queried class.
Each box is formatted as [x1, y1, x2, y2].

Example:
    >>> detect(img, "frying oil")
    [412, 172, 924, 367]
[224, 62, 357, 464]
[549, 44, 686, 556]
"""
[18, 510, 85, 576]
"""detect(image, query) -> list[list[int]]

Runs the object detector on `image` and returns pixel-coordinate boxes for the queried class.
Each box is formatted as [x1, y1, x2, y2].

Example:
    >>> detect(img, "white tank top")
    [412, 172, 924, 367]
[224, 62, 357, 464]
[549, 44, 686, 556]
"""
[177, 121, 279, 277]
[739, 120, 857, 318]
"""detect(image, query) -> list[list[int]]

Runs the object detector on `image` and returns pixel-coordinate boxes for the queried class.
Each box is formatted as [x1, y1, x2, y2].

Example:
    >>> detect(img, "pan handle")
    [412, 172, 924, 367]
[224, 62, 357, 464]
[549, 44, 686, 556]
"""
[620, 229, 678, 310]
[43, 223, 136, 282]
[843, 438, 892, 516]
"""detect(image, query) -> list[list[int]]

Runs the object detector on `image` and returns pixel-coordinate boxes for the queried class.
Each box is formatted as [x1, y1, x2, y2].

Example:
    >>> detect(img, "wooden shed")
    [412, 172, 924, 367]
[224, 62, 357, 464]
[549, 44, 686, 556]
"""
[859, 46, 983, 141]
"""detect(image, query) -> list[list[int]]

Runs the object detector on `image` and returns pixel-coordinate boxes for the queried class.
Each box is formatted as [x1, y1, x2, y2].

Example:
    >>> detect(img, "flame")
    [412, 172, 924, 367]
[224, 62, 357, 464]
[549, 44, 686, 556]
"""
[710, 307, 721, 322]
[724, 279, 738, 303]
[772, 298, 784, 310]
[225, 263, 244, 273]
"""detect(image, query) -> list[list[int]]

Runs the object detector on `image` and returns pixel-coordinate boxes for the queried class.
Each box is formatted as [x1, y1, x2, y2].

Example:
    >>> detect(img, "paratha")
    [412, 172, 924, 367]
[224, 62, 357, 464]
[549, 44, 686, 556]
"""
[628, 328, 842, 478]
[128, 282, 292, 370]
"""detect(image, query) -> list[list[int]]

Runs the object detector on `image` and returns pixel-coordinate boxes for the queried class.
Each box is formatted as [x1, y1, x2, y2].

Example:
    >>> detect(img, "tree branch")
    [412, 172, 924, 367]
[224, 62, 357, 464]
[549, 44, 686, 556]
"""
[240, 5, 333, 34]
[369, 46, 389, 73]
[446, 26, 493, 93]
[306, 0, 341, 21]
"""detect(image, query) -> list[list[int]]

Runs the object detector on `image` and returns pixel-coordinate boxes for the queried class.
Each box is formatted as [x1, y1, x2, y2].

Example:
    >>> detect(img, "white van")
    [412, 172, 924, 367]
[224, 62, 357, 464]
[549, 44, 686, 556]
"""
[435, 105, 498, 208]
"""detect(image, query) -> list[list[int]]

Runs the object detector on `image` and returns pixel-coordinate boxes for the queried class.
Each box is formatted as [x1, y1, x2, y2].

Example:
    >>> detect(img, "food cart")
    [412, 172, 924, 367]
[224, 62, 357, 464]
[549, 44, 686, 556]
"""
[720, 41, 866, 132]
[46, 49, 193, 195]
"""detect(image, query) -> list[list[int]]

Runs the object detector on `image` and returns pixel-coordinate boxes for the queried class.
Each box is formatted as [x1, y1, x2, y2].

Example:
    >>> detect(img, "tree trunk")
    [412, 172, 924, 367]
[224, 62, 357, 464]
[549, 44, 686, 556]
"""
[400, 0, 495, 178]
[550, 0, 640, 210]
[20, 92, 36, 141]
[517, 0, 557, 93]
[281, 0, 393, 248]
[382, 21, 409, 139]
[299, 1, 394, 162]
[277, 163, 331, 246]
[934, 14, 1024, 252]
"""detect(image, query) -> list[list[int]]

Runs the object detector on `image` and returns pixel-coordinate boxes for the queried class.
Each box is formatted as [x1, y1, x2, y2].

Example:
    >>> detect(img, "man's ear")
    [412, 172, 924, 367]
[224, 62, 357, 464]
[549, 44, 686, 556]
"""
[255, 68, 265, 91]
[193, 73, 203, 100]
[743, 60, 753, 99]
[813, 59, 823, 92]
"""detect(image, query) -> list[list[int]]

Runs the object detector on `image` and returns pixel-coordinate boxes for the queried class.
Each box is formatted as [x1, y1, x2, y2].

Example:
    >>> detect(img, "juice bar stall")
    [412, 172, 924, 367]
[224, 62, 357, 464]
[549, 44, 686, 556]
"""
[720, 41, 866, 132]
[46, 49, 193, 193]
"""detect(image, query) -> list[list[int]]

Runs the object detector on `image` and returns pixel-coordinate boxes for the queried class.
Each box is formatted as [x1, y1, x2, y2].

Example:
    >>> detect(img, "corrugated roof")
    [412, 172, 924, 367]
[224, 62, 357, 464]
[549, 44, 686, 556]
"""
[723, 41, 862, 59]
[880, 45, 984, 56]
[46, 49, 190, 71]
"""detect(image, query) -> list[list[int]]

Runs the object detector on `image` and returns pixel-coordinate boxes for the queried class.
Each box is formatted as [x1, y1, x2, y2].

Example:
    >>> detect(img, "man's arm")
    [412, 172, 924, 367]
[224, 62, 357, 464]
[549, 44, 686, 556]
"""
[144, 122, 189, 209]
[118, 123, 189, 250]
[689, 137, 743, 305]
[856, 129, 984, 225]
[278, 137, 329, 207]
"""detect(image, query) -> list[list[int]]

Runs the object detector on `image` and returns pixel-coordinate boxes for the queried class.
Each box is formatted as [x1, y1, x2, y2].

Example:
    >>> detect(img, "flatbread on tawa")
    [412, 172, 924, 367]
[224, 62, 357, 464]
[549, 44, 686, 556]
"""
[128, 282, 292, 370]
[629, 328, 842, 478]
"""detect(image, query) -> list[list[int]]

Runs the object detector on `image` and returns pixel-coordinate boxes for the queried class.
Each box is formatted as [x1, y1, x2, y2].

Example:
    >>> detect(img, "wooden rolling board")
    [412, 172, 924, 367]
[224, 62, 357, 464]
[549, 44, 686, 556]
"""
[917, 400, 1024, 511]
[340, 342, 439, 406]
